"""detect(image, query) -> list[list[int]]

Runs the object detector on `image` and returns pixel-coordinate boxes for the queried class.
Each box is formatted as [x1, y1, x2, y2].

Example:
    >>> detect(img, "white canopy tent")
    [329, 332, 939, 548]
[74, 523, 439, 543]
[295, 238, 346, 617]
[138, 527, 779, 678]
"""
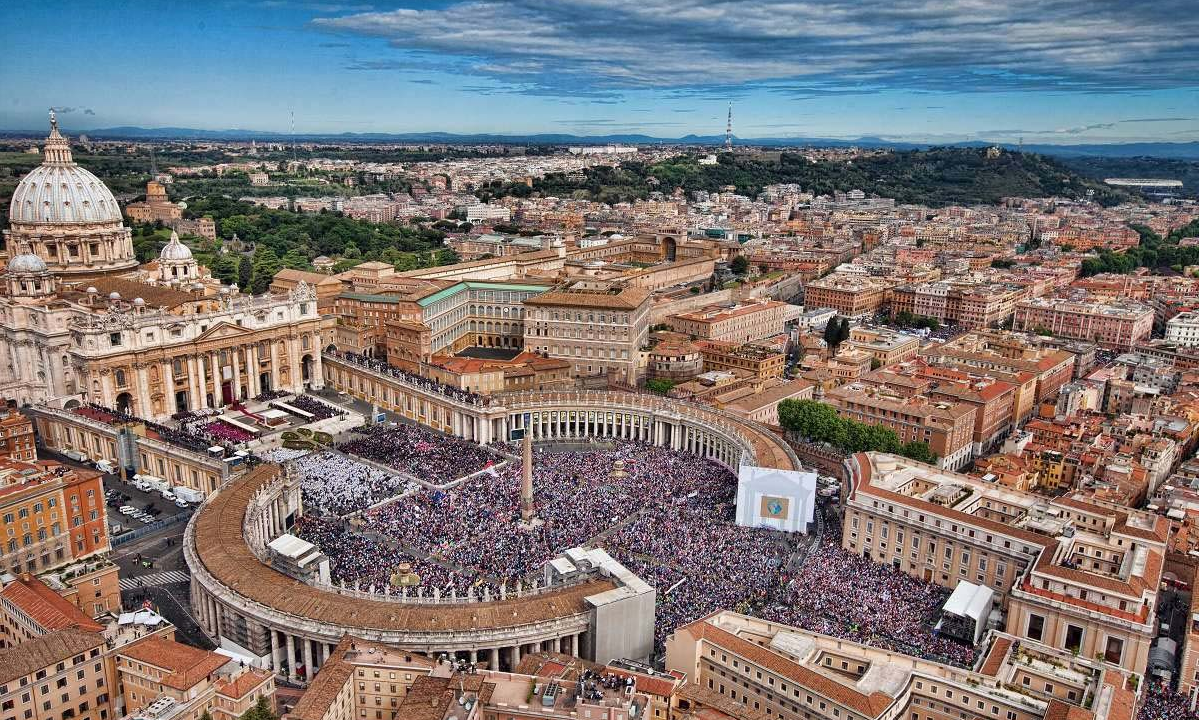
[735, 466, 817, 533]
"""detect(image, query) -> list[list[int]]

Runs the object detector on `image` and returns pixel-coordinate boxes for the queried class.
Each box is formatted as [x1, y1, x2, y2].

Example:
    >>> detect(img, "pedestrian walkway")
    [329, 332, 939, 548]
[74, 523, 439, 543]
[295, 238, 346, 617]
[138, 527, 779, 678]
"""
[119, 570, 189, 590]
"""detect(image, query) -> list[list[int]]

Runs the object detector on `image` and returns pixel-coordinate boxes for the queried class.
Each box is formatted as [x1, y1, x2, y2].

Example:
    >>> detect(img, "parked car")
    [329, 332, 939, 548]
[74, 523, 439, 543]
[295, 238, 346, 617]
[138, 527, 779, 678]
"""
[174, 499, 189, 508]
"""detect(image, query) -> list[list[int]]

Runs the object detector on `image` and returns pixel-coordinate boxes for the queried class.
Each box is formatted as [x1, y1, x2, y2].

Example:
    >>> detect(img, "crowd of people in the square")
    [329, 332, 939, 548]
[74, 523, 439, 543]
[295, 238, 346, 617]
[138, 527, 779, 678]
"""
[758, 510, 974, 666]
[1137, 682, 1199, 720]
[289, 450, 415, 516]
[276, 395, 344, 420]
[332, 351, 490, 407]
[287, 436, 977, 664]
[337, 424, 500, 485]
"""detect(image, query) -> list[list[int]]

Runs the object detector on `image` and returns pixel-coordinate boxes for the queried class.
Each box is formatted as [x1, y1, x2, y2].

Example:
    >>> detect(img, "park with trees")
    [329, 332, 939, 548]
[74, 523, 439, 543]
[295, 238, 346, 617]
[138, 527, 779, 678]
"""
[778, 398, 939, 464]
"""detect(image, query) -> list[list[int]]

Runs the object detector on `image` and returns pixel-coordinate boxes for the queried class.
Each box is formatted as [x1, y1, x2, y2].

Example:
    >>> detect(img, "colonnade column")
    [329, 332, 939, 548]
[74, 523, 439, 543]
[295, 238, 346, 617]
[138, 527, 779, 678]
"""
[232, 348, 243, 402]
[488, 648, 500, 669]
[285, 634, 297, 682]
[210, 351, 221, 407]
[270, 343, 281, 393]
[249, 344, 262, 398]
[270, 629, 282, 674]
[303, 637, 315, 680]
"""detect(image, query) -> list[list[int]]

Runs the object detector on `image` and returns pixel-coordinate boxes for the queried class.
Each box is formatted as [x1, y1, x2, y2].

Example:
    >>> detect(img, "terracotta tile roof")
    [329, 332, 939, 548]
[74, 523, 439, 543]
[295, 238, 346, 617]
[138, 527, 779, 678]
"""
[604, 667, 679, 698]
[118, 636, 230, 690]
[1100, 670, 1134, 720]
[525, 283, 650, 310]
[194, 464, 615, 633]
[1044, 699, 1094, 720]
[674, 683, 776, 720]
[217, 668, 272, 700]
[0, 574, 104, 633]
[63, 277, 196, 309]
[287, 637, 355, 720]
[977, 637, 1011, 677]
[692, 622, 894, 718]
[0, 629, 104, 685]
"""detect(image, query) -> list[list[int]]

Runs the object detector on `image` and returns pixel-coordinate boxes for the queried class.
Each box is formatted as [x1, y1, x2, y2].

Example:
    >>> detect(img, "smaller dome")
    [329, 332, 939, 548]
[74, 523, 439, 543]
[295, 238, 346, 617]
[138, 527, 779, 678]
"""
[108, 291, 121, 300]
[133, 297, 145, 306]
[86, 286, 98, 294]
[160, 231, 193, 261]
[6, 253, 48, 274]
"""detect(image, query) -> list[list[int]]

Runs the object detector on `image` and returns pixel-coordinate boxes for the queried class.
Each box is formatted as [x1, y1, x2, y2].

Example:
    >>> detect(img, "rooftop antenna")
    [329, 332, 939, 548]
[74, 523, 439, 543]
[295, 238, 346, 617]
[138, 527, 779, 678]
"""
[724, 102, 733, 152]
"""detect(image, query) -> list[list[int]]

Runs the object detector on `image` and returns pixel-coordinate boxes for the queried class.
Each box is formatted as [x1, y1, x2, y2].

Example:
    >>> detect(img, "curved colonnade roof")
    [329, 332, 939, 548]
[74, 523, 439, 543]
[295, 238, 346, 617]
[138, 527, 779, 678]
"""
[193, 464, 613, 633]
[192, 394, 798, 633]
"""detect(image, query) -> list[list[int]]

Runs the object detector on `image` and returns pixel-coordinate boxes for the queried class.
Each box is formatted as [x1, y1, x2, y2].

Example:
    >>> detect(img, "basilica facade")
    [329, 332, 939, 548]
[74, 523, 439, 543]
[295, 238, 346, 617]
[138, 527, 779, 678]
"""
[0, 113, 326, 419]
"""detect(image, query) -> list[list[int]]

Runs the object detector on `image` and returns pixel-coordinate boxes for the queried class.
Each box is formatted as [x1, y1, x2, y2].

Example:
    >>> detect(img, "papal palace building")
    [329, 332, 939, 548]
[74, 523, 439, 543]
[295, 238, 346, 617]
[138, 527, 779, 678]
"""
[0, 114, 326, 418]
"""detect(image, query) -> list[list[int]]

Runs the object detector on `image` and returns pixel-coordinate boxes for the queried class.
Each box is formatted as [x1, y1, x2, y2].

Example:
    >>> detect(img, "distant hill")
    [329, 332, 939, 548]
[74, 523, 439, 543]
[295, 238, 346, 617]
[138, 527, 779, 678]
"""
[508, 147, 1135, 207]
[2, 126, 1196, 160]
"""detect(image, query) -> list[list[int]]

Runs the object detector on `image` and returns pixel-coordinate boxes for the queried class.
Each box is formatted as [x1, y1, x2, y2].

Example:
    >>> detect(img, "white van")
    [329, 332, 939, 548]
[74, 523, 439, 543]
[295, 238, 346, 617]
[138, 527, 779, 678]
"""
[95, 459, 116, 475]
[161, 489, 177, 502]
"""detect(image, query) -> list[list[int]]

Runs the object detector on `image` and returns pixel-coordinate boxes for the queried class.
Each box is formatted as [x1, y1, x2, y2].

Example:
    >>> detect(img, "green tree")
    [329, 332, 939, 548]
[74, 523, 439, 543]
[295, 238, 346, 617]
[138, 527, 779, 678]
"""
[237, 256, 252, 287]
[248, 246, 282, 294]
[280, 248, 310, 270]
[645, 379, 676, 395]
[434, 248, 460, 266]
[212, 254, 240, 285]
[822, 317, 840, 348]
[237, 696, 277, 720]
[900, 441, 939, 464]
[730, 255, 749, 275]
[837, 317, 851, 345]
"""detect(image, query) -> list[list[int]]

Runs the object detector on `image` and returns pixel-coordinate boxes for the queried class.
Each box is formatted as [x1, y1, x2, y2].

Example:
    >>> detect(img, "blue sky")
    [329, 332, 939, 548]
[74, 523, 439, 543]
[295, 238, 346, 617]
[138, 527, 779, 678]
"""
[2, 0, 1197, 143]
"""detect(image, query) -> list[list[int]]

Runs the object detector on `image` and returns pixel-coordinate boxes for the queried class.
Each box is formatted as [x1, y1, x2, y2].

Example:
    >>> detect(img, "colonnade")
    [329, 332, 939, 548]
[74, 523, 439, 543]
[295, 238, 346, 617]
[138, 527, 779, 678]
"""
[189, 577, 589, 680]
[508, 405, 745, 470]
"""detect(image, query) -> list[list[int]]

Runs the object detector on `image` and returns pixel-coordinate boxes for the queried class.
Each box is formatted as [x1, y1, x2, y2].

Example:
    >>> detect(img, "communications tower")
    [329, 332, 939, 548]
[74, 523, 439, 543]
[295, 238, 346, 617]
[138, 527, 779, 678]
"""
[724, 103, 733, 152]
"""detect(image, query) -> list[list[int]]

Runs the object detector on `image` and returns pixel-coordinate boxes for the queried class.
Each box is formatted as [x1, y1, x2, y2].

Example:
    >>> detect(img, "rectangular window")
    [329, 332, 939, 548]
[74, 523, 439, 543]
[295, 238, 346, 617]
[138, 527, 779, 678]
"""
[1027, 614, 1045, 642]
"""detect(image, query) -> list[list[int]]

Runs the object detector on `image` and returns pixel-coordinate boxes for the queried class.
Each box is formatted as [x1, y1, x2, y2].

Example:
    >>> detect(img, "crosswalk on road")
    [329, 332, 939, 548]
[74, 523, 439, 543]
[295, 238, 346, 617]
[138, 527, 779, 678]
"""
[119, 570, 189, 591]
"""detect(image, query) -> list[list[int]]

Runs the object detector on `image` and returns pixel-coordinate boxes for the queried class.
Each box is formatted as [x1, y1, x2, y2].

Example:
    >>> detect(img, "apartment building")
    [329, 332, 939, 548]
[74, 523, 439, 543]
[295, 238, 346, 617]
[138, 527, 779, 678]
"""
[802, 275, 892, 317]
[923, 331, 1075, 408]
[1165, 311, 1199, 348]
[694, 341, 786, 380]
[669, 299, 801, 344]
[0, 406, 34, 462]
[843, 453, 1167, 675]
[1012, 299, 1153, 351]
[665, 610, 1133, 720]
[0, 573, 104, 649]
[0, 629, 110, 720]
[841, 327, 920, 368]
[890, 282, 1025, 329]
[0, 460, 114, 612]
[862, 362, 1016, 455]
[286, 636, 647, 720]
[827, 384, 975, 470]
[523, 280, 651, 383]
[115, 636, 274, 720]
